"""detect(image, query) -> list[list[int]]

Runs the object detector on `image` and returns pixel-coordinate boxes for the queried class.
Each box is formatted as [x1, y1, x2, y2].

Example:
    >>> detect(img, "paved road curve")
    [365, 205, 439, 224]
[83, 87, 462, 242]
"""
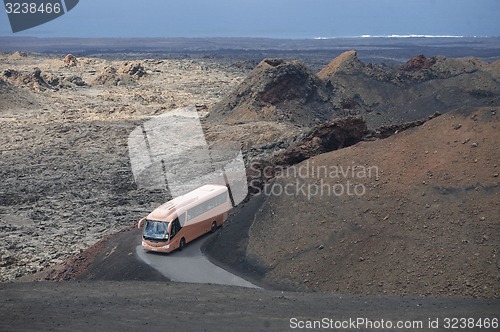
[136, 233, 259, 288]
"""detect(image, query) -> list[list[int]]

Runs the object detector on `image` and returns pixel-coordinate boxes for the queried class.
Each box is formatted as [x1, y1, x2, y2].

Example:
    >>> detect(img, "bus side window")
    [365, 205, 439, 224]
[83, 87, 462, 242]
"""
[178, 213, 186, 225]
[170, 219, 182, 238]
[186, 192, 227, 221]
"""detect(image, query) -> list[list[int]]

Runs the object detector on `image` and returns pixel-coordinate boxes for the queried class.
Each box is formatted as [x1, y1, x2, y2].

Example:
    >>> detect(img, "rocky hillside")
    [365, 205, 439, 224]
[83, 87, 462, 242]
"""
[208, 58, 334, 127]
[246, 106, 499, 298]
[210, 51, 500, 130]
[322, 51, 500, 129]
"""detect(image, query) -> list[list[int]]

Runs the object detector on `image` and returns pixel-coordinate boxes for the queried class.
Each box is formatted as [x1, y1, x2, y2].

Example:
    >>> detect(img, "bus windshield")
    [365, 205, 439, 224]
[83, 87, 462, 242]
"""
[143, 220, 169, 241]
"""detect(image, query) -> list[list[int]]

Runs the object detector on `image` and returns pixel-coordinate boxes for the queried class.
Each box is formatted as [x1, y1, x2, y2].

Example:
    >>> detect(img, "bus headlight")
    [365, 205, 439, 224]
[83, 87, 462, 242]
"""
[162, 244, 170, 249]
[142, 241, 147, 246]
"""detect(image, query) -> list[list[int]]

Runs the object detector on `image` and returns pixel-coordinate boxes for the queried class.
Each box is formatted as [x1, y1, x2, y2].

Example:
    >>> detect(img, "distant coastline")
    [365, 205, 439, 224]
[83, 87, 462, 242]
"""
[315, 34, 468, 39]
[1, 36, 499, 63]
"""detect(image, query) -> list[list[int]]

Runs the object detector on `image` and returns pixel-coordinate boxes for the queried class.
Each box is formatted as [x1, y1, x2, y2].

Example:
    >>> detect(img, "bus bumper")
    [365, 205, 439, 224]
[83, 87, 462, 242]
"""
[142, 241, 171, 253]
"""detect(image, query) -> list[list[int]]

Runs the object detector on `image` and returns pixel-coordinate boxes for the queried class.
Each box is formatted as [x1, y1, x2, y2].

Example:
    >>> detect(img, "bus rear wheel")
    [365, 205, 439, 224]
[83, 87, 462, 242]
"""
[179, 238, 186, 251]
[210, 221, 217, 233]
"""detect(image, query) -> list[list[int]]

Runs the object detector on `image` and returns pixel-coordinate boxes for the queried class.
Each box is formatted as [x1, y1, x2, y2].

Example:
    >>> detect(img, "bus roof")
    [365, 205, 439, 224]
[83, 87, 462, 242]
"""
[146, 184, 228, 222]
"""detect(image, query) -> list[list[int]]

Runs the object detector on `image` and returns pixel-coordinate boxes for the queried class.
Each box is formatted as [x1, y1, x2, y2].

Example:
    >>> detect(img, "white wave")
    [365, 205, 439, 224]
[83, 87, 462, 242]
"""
[313, 34, 465, 39]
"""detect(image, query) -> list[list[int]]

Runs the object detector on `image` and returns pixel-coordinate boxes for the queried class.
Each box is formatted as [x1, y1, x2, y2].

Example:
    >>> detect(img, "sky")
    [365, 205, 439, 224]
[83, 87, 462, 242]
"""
[0, 0, 499, 38]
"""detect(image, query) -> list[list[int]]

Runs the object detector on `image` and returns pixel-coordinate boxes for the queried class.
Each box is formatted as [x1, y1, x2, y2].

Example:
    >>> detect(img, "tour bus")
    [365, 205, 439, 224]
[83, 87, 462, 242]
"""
[138, 184, 232, 253]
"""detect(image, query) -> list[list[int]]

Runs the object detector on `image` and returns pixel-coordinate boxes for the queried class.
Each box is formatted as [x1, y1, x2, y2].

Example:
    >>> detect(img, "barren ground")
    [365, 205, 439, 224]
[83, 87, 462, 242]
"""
[2, 281, 498, 332]
[1, 47, 499, 330]
[244, 107, 500, 298]
[0, 52, 247, 281]
[1, 51, 499, 295]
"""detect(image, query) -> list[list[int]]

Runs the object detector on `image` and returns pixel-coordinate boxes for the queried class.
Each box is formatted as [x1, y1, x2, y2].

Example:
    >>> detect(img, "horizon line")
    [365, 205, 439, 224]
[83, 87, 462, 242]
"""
[1, 35, 499, 40]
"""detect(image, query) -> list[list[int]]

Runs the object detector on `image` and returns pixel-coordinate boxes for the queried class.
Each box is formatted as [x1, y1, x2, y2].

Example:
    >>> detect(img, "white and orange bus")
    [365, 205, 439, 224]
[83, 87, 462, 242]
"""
[138, 184, 232, 253]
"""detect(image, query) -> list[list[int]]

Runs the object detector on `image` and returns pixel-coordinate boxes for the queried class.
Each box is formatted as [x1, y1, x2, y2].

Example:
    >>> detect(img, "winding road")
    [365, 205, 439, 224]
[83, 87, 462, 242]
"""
[4, 198, 499, 331]
[135, 233, 259, 288]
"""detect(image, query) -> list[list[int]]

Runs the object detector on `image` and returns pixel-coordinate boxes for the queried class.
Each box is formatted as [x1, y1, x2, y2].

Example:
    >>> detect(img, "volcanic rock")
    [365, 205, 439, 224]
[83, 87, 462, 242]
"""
[209, 58, 334, 127]
[318, 52, 500, 129]
[317, 50, 365, 79]
[2, 67, 55, 91]
[63, 54, 78, 67]
[396, 55, 485, 82]
[118, 62, 147, 78]
[273, 116, 368, 166]
[399, 54, 437, 72]
[93, 62, 147, 86]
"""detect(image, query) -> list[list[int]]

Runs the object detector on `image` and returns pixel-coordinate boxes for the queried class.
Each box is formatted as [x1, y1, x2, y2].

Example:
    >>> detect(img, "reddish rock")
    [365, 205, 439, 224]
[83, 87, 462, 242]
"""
[318, 50, 365, 79]
[399, 54, 437, 72]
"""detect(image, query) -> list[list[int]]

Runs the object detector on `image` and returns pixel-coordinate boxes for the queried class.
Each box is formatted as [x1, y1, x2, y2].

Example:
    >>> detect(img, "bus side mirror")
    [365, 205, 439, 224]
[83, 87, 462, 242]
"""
[137, 218, 145, 229]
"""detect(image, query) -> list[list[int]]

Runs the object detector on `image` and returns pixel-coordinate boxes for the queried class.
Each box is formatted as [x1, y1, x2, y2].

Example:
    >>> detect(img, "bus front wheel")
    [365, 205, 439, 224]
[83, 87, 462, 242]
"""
[210, 221, 217, 233]
[179, 238, 186, 251]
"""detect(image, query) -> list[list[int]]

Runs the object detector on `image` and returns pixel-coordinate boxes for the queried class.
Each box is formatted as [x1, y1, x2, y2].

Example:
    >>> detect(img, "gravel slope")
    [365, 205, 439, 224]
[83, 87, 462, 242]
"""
[246, 107, 500, 298]
[1, 281, 498, 331]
